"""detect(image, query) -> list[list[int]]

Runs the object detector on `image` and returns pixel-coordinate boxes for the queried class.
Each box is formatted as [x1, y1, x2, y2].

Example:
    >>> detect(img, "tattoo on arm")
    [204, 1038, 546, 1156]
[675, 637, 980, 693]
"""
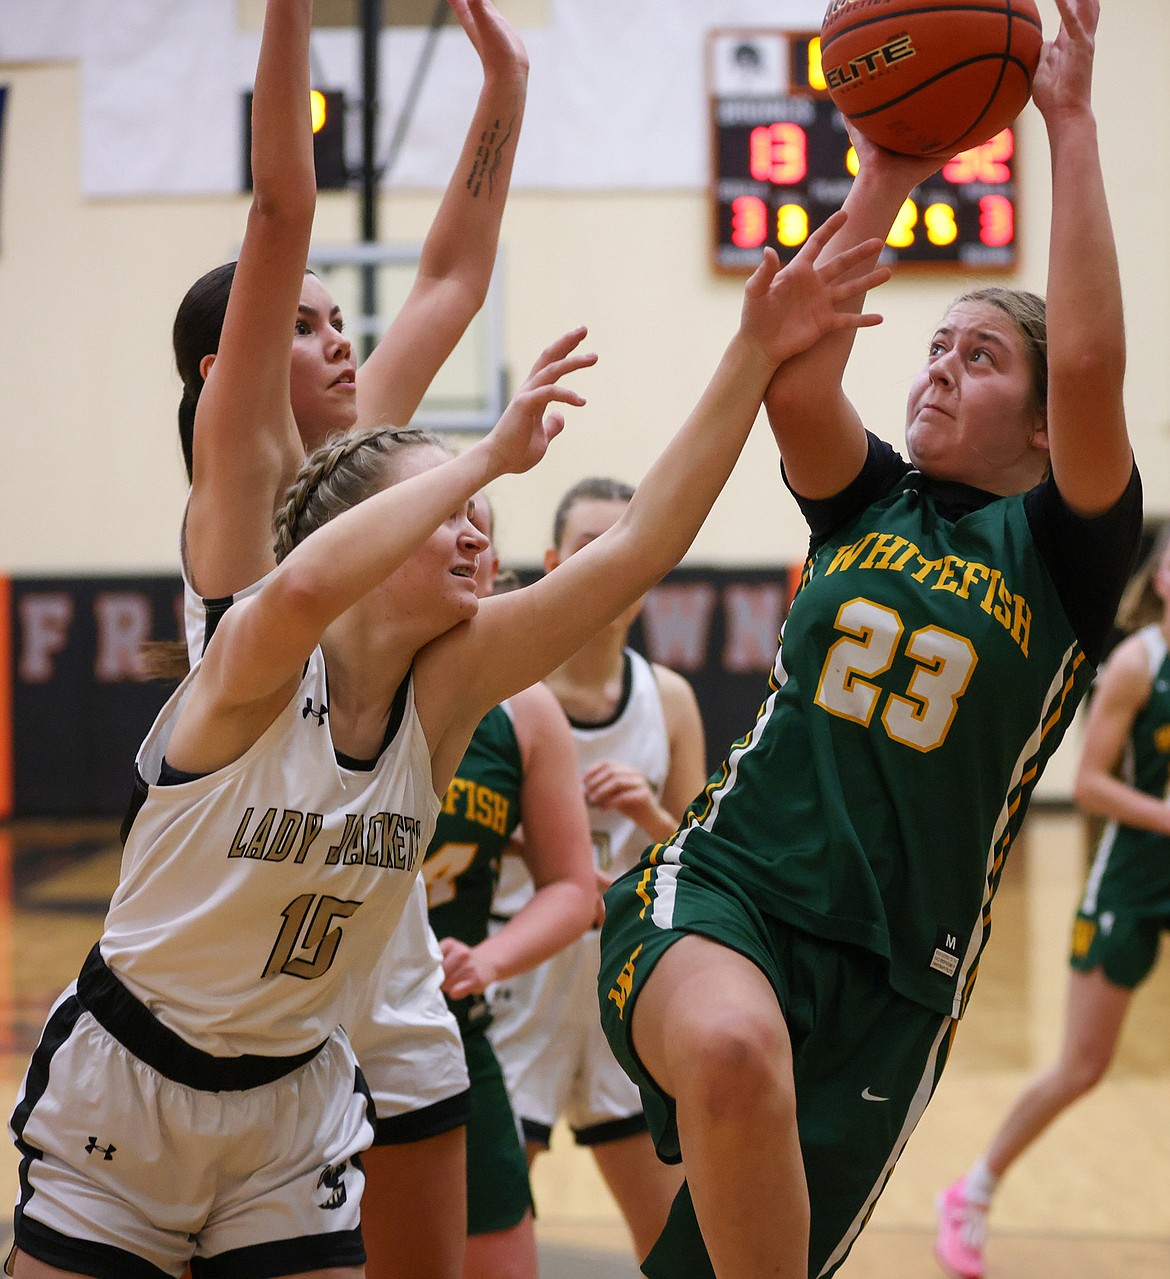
[466, 113, 516, 199]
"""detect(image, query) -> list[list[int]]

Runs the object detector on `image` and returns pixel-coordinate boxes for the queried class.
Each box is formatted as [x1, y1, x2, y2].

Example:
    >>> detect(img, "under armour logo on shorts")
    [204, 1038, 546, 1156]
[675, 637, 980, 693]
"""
[317, 1161, 349, 1210]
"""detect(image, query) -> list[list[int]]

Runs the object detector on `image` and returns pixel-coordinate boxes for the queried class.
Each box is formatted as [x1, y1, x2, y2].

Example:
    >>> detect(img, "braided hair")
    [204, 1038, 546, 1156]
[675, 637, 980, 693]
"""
[273, 426, 450, 563]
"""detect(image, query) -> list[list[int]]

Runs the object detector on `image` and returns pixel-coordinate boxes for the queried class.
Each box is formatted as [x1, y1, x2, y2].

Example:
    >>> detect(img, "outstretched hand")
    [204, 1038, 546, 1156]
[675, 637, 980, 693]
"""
[482, 327, 597, 477]
[1032, 0, 1097, 121]
[449, 0, 529, 81]
[739, 210, 892, 369]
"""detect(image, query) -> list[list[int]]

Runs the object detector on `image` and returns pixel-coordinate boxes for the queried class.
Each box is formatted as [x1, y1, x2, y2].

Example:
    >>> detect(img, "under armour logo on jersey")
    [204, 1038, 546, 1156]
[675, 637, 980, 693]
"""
[85, 1137, 117, 1161]
[303, 698, 328, 725]
[317, 1161, 349, 1210]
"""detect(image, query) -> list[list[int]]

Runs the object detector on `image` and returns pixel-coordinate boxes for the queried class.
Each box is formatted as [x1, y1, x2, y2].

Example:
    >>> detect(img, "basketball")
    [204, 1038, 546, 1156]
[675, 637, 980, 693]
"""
[819, 0, 1044, 159]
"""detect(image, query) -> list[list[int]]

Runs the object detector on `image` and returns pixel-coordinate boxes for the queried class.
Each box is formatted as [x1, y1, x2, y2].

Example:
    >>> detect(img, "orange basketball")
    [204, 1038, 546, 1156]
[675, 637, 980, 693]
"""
[820, 0, 1043, 159]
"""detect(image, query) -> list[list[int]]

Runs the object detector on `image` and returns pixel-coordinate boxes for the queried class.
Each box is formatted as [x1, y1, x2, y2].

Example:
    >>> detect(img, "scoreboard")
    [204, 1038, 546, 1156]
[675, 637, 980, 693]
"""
[710, 31, 1021, 274]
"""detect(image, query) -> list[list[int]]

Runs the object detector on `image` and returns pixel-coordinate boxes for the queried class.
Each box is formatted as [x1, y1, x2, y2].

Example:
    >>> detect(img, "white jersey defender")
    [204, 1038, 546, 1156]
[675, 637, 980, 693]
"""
[108, 644, 439, 1054]
[184, 575, 469, 1129]
[8, 646, 441, 1273]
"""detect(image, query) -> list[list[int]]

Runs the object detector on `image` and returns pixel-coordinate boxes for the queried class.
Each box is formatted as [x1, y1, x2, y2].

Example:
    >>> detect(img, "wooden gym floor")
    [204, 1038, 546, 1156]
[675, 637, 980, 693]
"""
[1, 809, 1168, 1277]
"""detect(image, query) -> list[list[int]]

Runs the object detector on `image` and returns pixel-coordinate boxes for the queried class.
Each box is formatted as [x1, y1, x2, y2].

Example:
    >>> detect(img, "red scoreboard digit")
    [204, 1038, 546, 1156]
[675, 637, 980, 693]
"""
[709, 30, 1022, 274]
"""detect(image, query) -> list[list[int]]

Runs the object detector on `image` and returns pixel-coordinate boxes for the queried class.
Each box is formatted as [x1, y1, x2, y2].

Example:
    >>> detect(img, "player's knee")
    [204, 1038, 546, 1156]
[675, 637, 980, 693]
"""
[681, 1012, 794, 1125]
[1059, 1049, 1112, 1097]
[465, 1222, 535, 1279]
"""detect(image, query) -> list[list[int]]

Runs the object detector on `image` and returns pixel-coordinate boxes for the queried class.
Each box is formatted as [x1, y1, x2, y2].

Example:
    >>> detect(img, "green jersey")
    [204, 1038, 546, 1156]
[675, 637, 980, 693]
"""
[1080, 625, 1170, 916]
[654, 439, 1140, 1017]
[422, 703, 523, 1030]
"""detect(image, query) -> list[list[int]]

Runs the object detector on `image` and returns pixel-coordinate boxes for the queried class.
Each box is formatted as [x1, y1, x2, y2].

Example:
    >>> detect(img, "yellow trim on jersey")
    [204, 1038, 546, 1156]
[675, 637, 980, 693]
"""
[635, 868, 654, 919]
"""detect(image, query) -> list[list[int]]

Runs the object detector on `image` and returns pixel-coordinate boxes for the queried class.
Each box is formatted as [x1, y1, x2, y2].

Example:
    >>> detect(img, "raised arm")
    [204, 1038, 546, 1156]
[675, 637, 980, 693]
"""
[1034, 0, 1131, 515]
[439, 681, 595, 999]
[762, 140, 942, 499]
[354, 0, 527, 429]
[185, 0, 315, 597]
[420, 214, 892, 773]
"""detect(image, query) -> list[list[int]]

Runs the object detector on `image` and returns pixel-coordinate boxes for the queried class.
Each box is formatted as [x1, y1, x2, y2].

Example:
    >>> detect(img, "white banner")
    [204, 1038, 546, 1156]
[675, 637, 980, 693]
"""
[72, 0, 829, 197]
[0, 0, 82, 63]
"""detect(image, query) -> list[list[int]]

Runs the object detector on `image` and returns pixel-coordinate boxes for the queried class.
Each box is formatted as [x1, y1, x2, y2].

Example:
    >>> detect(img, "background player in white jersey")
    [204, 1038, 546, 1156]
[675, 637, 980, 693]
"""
[934, 526, 1170, 1279]
[9, 203, 895, 1275]
[488, 477, 705, 1261]
[165, 1, 532, 1273]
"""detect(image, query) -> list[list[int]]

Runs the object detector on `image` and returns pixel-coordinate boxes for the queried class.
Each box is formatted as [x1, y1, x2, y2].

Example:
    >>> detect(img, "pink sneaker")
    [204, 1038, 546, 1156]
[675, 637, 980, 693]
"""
[934, 1178, 988, 1278]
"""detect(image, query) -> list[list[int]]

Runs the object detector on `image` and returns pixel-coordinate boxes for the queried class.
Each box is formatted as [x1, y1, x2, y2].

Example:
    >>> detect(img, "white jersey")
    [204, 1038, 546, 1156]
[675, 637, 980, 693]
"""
[182, 565, 265, 664]
[103, 647, 440, 1057]
[181, 568, 466, 1119]
[492, 649, 670, 916]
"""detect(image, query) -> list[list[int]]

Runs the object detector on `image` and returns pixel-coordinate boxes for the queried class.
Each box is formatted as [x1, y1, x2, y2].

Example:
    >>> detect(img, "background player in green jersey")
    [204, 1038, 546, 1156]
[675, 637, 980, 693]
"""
[417, 493, 595, 1279]
[598, 2, 1141, 1277]
[935, 525, 1170, 1279]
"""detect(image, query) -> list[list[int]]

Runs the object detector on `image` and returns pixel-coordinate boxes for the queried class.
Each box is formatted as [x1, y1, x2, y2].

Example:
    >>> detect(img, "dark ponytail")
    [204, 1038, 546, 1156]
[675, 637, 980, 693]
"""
[150, 259, 239, 679]
[172, 261, 238, 481]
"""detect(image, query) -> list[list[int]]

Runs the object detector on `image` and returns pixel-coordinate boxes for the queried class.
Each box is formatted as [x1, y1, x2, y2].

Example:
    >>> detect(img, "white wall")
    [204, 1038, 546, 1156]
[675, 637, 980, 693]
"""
[1, 0, 1168, 576]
